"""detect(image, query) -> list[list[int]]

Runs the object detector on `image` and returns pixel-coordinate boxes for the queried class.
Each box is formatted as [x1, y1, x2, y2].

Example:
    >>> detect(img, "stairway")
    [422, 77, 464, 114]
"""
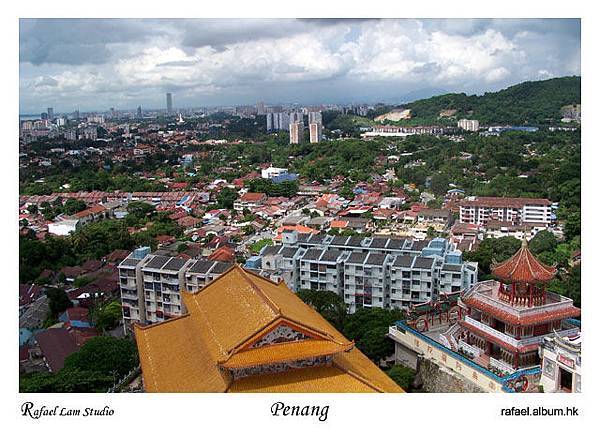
[441, 333, 457, 351]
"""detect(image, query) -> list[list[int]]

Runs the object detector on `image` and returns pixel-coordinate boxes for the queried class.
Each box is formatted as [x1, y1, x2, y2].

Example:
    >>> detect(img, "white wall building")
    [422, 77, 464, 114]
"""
[47, 218, 79, 236]
[539, 331, 582, 393]
[289, 121, 304, 144]
[309, 122, 323, 143]
[458, 119, 480, 132]
[459, 196, 553, 226]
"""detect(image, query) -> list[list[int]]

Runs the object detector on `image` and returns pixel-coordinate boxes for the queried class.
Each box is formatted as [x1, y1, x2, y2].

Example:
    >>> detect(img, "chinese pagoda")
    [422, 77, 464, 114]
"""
[454, 240, 580, 373]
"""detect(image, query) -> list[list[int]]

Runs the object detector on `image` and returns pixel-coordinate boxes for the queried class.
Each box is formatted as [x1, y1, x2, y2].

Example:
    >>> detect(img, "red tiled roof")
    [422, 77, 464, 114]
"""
[64, 307, 90, 322]
[239, 192, 266, 203]
[330, 220, 349, 229]
[492, 240, 556, 283]
[208, 246, 235, 262]
[35, 328, 79, 372]
[462, 296, 581, 326]
[73, 204, 106, 219]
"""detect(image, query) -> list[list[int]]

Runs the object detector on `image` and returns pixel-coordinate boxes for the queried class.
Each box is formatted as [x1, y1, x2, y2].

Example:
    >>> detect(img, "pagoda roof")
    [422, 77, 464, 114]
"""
[134, 265, 402, 393]
[492, 239, 556, 283]
[462, 296, 581, 326]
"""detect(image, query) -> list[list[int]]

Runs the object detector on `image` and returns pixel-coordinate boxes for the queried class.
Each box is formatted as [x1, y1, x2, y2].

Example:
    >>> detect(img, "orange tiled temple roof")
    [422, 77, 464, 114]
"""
[134, 265, 403, 393]
[492, 239, 557, 283]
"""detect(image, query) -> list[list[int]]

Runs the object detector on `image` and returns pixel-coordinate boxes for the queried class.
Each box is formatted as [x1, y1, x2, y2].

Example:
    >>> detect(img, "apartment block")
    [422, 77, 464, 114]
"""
[257, 232, 478, 313]
[309, 122, 323, 143]
[459, 196, 553, 226]
[118, 249, 231, 331]
[289, 121, 304, 144]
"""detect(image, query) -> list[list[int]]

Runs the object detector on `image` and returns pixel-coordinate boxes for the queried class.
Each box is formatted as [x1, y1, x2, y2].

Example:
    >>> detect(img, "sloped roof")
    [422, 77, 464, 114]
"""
[135, 265, 402, 393]
[492, 240, 556, 283]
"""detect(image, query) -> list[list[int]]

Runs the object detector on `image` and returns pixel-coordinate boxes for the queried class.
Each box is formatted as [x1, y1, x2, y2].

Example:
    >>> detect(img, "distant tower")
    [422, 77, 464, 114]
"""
[166, 93, 173, 115]
[289, 122, 304, 144]
[308, 111, 322, 124]
[137, 106, 142, 119]
[309, 122, 323, 143]
[47, 107, 54, 120]
[256, 101, 265, 115]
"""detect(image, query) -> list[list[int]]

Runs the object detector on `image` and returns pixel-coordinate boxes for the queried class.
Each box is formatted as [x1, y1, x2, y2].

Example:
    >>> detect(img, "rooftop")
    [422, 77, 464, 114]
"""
[134, 265, 402, 393]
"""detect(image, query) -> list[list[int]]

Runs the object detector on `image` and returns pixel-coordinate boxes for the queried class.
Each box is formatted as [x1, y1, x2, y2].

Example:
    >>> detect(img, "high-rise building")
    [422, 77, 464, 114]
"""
[309, 122, 323, 143]
[308, 111, 322, 124]
[290, 112, 303, 124]
[256, 101, 265, 115]
[137, 106, 142, 119]
[166, 93, 173, 114]
[47, 107, 54, 120]
[289, 121, 304, 144]
[266, 112, 292, 132]
[266, 112, 274, 131]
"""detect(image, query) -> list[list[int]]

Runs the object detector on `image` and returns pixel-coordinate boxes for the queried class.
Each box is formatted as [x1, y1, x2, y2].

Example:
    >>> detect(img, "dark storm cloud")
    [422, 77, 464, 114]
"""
[177, 19, 312, 49]
[19, 18, 162, 65]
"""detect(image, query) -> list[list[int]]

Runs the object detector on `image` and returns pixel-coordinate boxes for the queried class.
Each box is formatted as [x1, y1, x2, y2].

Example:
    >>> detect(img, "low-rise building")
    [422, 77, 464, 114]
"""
[459, 196, 553, 227]
[539, 330, 581, 393]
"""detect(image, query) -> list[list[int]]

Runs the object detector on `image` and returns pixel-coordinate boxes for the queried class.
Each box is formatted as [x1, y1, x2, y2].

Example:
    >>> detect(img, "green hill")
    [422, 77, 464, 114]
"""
[404, 76, 580, 125]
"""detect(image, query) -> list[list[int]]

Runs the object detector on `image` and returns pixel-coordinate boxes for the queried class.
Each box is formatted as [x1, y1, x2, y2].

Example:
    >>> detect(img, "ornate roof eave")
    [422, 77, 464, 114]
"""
[491, 238, 557, 283]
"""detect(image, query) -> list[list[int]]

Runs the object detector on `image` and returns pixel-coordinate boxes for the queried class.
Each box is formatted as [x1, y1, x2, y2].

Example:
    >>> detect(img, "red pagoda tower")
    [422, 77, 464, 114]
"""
[455, 240, 580, 373]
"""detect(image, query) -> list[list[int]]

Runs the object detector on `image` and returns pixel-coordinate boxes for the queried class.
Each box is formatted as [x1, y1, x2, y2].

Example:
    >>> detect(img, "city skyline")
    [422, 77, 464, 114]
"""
[20, 18, 580, 113]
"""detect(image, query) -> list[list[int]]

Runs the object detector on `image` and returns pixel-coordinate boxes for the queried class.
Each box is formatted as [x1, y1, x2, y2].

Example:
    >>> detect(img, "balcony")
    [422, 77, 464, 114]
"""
[464, 316, 580, 349]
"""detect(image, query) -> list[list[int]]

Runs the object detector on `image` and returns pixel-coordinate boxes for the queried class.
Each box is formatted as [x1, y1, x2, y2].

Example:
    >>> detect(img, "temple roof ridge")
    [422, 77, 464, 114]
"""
[492, 239, 557, 283]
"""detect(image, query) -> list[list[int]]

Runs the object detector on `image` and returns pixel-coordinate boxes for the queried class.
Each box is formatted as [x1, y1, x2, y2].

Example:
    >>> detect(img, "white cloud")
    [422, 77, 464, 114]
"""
[19, 18, 580, 112]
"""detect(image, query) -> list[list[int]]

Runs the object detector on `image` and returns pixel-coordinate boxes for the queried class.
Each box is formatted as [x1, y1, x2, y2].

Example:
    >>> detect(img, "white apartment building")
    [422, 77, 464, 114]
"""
[257, 233, 478, 313]
[459, 196, 553, 226]
[289, 121, 304, 144]
[118, 250, 232, 330]
[308, 111, 323, 124]
[309, 122, 323, 143]
[261, 166, 289, 179]
[457, 119, 480, 132]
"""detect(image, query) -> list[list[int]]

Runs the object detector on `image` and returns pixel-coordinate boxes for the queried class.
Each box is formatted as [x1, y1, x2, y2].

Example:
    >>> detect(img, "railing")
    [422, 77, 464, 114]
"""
[464, 316, 580, 349]
[458, 339, 481, 357]
[470, 284, 575, 318]
[107, 365, 141, 393]
[518, 327, 581, 346]
[464, 316, 520, 348]
[490, 357, 514, 374]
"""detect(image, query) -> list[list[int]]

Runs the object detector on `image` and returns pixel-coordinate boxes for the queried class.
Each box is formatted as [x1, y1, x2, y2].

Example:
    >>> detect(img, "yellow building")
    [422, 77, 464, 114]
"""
[135, 265, 403, 393]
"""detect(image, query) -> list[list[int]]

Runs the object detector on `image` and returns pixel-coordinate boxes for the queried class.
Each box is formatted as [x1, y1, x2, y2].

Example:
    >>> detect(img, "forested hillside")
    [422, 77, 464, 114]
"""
[405, 76, 580, 125]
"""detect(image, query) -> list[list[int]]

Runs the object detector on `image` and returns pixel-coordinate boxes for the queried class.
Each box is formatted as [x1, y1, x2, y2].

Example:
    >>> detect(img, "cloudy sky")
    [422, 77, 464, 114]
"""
[19, 18, 580, 113]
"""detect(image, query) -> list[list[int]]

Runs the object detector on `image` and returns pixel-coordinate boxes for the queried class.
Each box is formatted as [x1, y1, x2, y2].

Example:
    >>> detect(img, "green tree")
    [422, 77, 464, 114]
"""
[296, 289, 347, 331]
[386, 364, 416, 391]
[63, 337, 138, 381]
[216, 187, 238, 210]
[91, 300, 122, 332]
[46, 287, 73, 317]
[342, 308, 405, 362]
[529, 230, 558, 255]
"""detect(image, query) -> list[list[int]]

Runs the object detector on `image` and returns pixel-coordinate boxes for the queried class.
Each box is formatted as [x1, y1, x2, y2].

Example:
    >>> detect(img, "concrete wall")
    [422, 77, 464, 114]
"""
[416, 357, 486, 393]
